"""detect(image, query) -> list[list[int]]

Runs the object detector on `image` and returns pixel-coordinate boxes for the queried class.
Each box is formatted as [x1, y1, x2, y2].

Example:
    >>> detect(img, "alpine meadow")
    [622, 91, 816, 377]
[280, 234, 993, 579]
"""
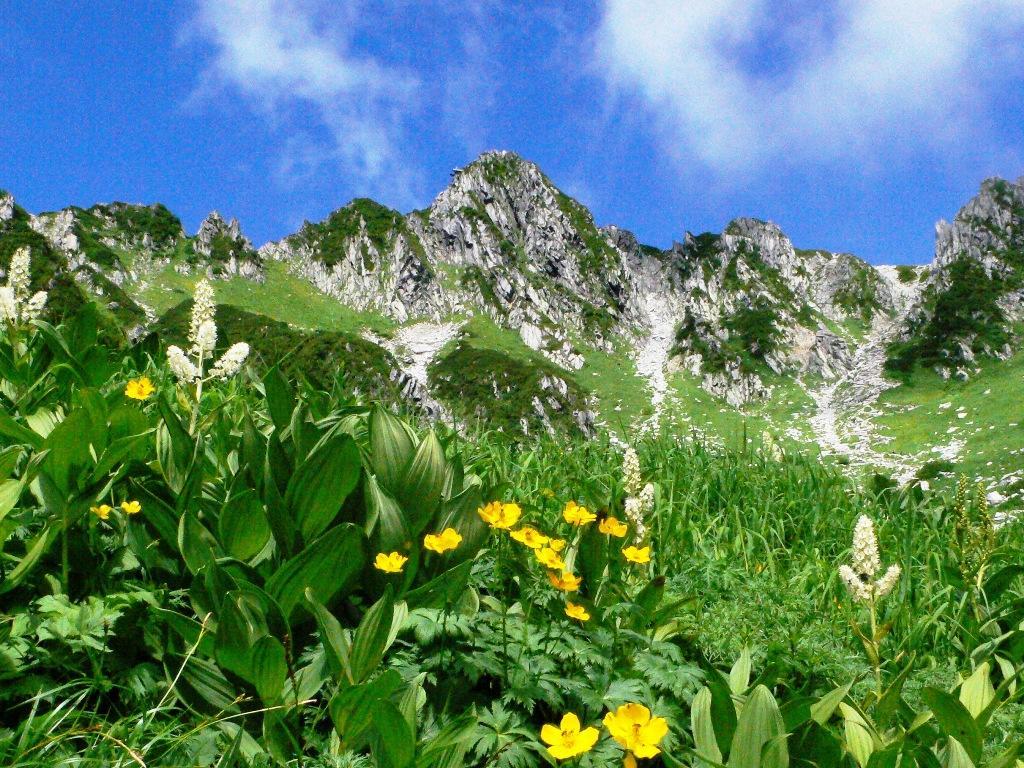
[4, 3, 1024, 765]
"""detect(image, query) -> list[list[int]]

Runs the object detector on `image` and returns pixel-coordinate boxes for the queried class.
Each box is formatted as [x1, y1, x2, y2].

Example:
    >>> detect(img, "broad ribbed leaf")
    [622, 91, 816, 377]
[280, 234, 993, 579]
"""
[959, 663, 994, 719]
[251, 636, 287, 703]
[366, 474, 409, 554]
[370, 699, 415, 768]
[922, 687, 983, 763]
[287, 433, 361, 542]
[395, 430, 446, 534]
[728, 685, 787, 768]
[219, 491, 271, 560]
[266, 523, 366, 619]
[350, 588, 395, 684]
[368, 406, 417, 494]
[305, 588, 354, 685]
[691, 687, 723, 766]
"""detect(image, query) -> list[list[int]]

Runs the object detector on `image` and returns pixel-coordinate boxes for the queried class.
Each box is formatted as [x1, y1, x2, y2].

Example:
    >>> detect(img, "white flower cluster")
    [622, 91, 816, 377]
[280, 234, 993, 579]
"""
[0, 247, 47, 327]
[622, 445, 643, 496]
[167, 345, 201, 384]
[209, 342, 250, 380]
[166, 279, 249, 385]
[839, 515, 901, 603]
[621, 446, 653, 540]
[188, 279, 216, 358]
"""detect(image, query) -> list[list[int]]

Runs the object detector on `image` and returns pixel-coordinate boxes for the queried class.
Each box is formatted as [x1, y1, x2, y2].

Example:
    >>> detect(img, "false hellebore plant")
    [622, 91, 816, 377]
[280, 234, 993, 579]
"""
[839, 515, 902, 700]
[165, 278, 249, 431]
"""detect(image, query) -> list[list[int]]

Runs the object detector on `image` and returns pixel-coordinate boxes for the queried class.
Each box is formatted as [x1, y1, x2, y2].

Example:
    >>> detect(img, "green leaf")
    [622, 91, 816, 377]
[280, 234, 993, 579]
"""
[0, 522, 60, 594]
[329, 669, 404, 748]
[366, 474, 410, 554]
[0, 478, 24, 524]
[175, 654, 240, 715]
[178, 512, 218, 575]
[395, 430, 446, 535]
[215, 593, 266, 680]
[368, 405, 417, 494]
[692, 687, 724, 766]
[922, 687, 983, 763]
[404, 560, 474, 610]
[370, 698, 415, 768]
[219, 491, 271, 561]
[304, 588, 354, 685]
[944, 737, 977, 768]
[266, 523, 367, 620]
[706, 671, 738, 758]
[287, 432, 361, 542]
[263, 366, 295, 436]
[251, 636, 287, 703]
[350, 588, 396, 685]
[838, 704, 874, 768]
[728, 685, 787, 768]
[810, 682, 852, 725]
[729, 648, 753, 696]
[958, 663, 994, 720]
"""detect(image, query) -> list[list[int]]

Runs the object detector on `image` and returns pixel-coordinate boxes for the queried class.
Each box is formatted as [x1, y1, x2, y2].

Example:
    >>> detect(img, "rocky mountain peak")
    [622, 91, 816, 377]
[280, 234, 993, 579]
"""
[190, 211, 262, 280]
[0, 192, 14, 223]
[888, 175, 1024, 378]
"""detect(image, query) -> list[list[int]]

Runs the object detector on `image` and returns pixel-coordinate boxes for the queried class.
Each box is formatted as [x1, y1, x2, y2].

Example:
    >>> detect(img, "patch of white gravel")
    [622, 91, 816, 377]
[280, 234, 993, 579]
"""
[633, 291, 675, 434]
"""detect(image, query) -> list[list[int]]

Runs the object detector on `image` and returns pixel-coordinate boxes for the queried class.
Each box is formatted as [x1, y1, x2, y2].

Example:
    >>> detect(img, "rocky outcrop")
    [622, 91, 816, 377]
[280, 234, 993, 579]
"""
[0, 192, 14, 223]
[887, 177, 1024, 377]
[190, 211, 263, 280]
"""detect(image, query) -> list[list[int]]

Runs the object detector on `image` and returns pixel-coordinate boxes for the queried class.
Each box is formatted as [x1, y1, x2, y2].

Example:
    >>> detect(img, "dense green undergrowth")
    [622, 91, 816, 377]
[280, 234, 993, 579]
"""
[0, 276, 1023, 767]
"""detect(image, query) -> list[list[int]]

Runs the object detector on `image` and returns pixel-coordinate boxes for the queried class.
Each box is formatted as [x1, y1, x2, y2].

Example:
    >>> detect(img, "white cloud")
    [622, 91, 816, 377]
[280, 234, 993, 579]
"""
[595, 0, 1024, 173]
[188, 0, 421, 197]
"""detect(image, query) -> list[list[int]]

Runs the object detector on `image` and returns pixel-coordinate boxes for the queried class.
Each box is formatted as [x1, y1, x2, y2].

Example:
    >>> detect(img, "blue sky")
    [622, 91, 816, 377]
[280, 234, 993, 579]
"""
[3, 1, 1024, 264]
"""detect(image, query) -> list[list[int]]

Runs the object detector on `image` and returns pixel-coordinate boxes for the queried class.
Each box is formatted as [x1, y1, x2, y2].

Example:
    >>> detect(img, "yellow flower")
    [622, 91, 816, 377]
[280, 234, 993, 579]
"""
[541, 713, 599, 760]
[548, 570, 581, 592]
[565, 602, 591, 622]
[536, 546, 566, 570]
[373, 551, 408, 573]
[540, 487, 556, 499]
[478, 501, 522, 530]
[424, 527, 462, 554]
[510, 525, 549, 549]
[603, 703, 669, 759]
[623, 545, 651, 564]
[599, 516, 628, 537]
[563, 500, 596, 526]
[548, 538, 566, 553]
[120, 500, 142, 515]
[90, 504, 112, 521]
[124, 376, 155, 401]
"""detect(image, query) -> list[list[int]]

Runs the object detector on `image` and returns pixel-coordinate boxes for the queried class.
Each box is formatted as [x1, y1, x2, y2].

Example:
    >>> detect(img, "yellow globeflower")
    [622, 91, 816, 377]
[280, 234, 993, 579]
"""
[599, 516, 628, 537]
[548, 538, 567, 553]
[124, 376, 155, 401]
[565, 602, 591, 622]
[478, 501, 522, 530]
[424, 527, 462, 554]
[547, 570, 581, 592]
[121, 500, 142, 515]
[90, 504, 112, 521]
[536, 546, 566, 570]
[540, 713, 599, 760]
[510, 525, 549, 549]
[623, 545, 651, 564]
[603, 703, 669, 759]
[373, 551, 408, 573]
[563, 500, 596, 526]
